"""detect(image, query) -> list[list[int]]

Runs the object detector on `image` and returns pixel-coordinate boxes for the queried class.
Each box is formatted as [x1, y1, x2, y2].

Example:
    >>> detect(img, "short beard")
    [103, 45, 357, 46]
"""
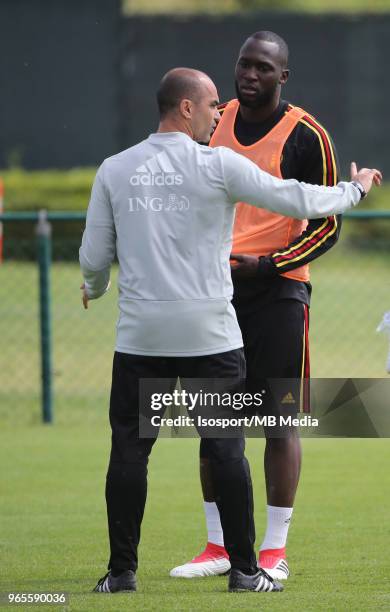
[235, 80, 278, 109]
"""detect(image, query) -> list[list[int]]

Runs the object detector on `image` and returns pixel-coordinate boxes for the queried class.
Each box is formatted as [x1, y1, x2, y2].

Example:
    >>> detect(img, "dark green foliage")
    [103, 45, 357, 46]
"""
[0, 168, 389, 258]
[0, 169, 96, 260]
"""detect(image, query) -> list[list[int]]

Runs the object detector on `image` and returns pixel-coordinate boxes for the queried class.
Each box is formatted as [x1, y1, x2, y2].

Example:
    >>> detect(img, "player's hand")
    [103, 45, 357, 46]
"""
[80, 283, 89, 309]
[350, 162, 382, 194]
[230, 254, 259, 278]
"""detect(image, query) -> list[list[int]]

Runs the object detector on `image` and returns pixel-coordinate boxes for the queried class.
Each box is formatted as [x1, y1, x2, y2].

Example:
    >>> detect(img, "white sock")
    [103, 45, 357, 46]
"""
[204, 501, 224, 547]
[260, 505, 293, 551]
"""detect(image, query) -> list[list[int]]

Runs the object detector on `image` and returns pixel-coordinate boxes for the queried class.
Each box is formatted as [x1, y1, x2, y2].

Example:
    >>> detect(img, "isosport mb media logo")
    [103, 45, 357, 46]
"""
[129, 151, 183, 186]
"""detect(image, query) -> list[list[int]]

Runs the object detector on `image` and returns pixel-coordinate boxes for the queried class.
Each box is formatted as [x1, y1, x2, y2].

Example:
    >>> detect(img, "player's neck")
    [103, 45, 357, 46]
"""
[238, 96, 281, 123]
[157, 117, 193, 139]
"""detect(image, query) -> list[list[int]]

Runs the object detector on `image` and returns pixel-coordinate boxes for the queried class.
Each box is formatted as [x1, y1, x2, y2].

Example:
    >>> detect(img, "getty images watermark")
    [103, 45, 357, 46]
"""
[139, 378, 390, 438]
[147, 388, 317, 430]
[150, 389, 263, 411]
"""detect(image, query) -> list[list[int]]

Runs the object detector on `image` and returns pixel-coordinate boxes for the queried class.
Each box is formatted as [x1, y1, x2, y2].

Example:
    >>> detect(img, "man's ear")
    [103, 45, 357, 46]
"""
[280, 69, 290, 85]
[179, 98, 193, 119]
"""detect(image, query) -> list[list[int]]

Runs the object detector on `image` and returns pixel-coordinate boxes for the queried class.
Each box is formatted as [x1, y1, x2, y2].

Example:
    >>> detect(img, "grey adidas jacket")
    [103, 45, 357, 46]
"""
[79, 131, 360, 356]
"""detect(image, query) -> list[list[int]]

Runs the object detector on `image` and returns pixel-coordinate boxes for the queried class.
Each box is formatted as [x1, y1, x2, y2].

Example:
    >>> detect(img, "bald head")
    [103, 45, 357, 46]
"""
[157, 68, 212, 119]
[157, 67, 220, 143]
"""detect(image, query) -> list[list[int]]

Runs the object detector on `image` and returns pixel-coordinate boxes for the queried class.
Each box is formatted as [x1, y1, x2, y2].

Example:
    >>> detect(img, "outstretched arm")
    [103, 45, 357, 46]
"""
[222, 148, 381, 219]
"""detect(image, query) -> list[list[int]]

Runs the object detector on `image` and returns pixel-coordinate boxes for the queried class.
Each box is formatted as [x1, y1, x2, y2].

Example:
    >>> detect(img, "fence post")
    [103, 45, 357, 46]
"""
[36, 210, 53, 423]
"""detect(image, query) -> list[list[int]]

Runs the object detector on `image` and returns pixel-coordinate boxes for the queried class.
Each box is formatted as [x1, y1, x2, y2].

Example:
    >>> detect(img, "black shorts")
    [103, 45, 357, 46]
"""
[234, 298, 310, 416]
[109, 348, 246, 460]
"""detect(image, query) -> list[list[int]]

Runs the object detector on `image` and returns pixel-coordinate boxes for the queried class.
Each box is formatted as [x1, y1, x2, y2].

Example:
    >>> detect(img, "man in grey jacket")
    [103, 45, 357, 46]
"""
[80, 67, 380, 595]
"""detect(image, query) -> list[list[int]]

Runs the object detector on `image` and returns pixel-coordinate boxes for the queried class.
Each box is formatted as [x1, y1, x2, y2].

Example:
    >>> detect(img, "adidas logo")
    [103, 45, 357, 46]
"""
[130, 151, 183, 186]
[281, 392, 295, 405]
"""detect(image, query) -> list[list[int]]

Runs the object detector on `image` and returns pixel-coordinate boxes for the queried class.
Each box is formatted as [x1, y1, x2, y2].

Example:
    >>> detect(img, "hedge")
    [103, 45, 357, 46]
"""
[1, 167, 389, 213]
[0, 168, 389, 259]
[0, 168, 96, 212]
[0, 169, 97, 260]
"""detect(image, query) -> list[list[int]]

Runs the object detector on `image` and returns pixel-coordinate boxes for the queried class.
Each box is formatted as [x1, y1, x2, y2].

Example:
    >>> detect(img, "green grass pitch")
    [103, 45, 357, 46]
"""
[1, 429, 390, 611]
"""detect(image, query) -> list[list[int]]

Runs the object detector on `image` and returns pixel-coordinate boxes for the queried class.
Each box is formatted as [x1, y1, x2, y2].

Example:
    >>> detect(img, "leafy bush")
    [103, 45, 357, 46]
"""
[0, 168, 96, 212]
[1, 167, 389, 213]
[0, 168, 389, 259]
[0, 169, 96, 260]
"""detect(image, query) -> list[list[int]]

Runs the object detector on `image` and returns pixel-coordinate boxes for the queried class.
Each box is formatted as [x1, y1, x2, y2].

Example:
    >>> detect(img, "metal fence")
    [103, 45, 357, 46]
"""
[0, 211, 389, 425]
